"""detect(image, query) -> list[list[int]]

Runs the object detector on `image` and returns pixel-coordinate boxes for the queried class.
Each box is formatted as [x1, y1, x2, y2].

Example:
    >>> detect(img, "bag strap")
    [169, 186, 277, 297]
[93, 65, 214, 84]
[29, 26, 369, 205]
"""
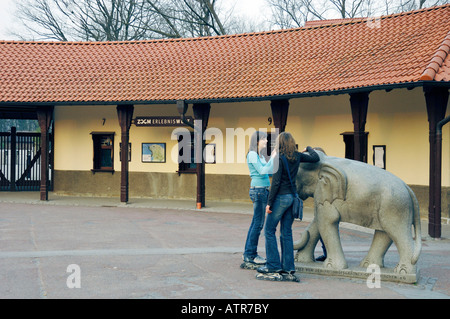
[281, 155, 298, 195]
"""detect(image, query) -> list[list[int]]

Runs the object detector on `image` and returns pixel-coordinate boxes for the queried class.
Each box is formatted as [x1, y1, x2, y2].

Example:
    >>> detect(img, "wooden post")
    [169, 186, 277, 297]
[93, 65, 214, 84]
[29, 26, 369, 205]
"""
[193, 103, 210, 209]
[36, 106, 54, 201]
[424, 86, 448, 238]
[350, 92, 369, 162]
[10, 127, 16, 192]
[117, 104, 134, 203]
[270, 99, 289, 133]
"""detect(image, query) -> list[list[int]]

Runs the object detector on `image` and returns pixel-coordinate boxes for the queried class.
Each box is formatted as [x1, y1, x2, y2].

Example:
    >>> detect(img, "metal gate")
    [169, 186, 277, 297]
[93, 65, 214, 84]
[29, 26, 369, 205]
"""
[0, 127, 53, 191]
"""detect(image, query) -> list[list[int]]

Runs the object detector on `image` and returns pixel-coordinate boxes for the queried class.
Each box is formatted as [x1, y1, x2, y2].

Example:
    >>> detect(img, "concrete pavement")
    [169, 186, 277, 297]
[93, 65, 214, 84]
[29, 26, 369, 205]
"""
[0, 191, 449, 300]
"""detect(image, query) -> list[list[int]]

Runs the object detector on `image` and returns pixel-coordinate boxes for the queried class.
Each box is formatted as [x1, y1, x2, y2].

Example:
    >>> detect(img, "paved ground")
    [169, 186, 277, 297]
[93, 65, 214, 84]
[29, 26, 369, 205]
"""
[0, 192, 449, 301]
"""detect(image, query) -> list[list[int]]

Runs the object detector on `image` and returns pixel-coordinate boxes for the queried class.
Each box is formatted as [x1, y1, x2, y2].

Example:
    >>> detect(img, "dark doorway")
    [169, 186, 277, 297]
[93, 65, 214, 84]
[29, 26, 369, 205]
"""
[341, 132, 369, 163]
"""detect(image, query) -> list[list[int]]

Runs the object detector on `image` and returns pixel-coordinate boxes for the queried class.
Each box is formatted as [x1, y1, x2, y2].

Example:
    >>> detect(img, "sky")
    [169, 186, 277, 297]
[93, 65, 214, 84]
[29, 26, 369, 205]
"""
[0, 0, 270, 41]
[0, 0, 16, 40]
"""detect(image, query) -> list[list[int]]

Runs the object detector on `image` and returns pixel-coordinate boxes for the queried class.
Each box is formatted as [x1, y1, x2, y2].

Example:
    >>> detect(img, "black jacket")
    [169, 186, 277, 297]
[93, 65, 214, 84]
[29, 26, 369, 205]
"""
[267, 146, 320, 208]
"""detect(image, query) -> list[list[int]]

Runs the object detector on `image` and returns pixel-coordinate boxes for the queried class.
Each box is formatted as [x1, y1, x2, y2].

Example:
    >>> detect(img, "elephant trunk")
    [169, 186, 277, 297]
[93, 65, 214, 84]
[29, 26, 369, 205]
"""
[293, 230, 310, 251]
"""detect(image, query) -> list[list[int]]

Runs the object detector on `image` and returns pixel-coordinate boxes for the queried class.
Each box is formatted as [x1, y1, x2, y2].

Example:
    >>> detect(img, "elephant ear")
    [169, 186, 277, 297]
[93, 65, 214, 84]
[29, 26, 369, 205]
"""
[314, 164, 347, 205]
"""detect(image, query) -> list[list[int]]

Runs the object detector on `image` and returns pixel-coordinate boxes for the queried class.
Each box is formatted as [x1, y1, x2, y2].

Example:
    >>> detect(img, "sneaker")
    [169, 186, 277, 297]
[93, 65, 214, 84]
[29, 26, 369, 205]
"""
[242, 255, 266, 265]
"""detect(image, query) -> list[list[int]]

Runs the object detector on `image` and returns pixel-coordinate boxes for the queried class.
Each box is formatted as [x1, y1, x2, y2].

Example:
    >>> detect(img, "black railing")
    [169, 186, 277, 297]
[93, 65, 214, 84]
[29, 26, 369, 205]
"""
[0, 127, 52, 191]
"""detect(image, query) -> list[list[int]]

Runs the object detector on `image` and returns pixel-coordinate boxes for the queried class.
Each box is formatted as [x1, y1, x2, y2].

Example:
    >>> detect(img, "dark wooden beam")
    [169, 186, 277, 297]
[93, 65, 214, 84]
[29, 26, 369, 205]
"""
[0, 110, 37, 120]
[117, 104, 134, 203]
[270, 99, 289, 133]
[36, 106, 54, 201]
[350, 92, 369, 162]
[424, 86, 448, 239]
[10, 127, 16, 192]
[193, 103, 210, 209]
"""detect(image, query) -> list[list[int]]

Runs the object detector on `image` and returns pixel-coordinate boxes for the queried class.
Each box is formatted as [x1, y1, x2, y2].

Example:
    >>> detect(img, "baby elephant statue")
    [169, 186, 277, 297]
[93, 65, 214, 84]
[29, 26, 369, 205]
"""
[294, 151, 421, 275]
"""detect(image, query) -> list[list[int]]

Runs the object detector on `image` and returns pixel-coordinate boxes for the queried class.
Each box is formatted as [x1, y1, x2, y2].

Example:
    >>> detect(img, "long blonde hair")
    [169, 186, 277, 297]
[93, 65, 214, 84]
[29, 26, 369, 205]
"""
[276, 132, 297, 162]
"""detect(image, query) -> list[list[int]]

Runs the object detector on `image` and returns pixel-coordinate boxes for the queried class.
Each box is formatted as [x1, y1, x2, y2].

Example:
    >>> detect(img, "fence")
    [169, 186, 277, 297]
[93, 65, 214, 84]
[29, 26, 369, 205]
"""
[0, 127, 52, 191]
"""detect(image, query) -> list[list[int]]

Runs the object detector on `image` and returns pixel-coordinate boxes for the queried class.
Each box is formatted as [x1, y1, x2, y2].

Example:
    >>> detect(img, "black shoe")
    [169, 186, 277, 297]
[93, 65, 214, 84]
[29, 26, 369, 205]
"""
[256, 266, 282, 274]
[281, 273, 300, 282]
[315, 255, 327, 262]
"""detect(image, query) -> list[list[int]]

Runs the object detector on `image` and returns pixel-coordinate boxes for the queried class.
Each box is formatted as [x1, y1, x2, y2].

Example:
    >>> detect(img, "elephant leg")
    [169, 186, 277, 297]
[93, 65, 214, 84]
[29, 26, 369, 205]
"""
[317, 202, 348, 269]
[294, 220, 320, 263]
[360, 230, 392, 269]
[390, 227, 416, 274]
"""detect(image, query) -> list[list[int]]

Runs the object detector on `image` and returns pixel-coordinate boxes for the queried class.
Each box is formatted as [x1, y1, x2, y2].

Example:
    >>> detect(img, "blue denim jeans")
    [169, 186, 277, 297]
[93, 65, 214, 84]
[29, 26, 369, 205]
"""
[264, 193, 295, 272]
[244, 187, 269, 259]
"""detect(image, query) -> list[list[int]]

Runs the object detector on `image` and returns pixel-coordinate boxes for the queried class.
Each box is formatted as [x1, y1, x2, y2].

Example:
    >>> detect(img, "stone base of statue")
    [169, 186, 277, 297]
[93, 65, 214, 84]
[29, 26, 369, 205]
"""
[295, 262, 419, 284]
[255, 272, 300, 282]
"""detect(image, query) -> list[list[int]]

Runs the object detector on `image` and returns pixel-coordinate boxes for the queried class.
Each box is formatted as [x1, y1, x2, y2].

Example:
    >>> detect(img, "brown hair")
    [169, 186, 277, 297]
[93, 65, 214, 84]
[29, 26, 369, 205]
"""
[276, 132, 297, 162]
[247, 130, 268, 156]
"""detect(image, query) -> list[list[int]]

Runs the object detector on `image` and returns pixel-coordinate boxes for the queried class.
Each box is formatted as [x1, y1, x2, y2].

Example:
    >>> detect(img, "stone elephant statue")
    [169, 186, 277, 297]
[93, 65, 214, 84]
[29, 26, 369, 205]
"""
[294, 151, 421, 274]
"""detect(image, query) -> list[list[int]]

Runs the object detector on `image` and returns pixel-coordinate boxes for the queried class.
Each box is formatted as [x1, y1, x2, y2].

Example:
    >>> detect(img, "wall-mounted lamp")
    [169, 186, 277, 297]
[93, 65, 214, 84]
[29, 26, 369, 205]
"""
[177, 100, 194, 129]
[177, 100, 188, 116]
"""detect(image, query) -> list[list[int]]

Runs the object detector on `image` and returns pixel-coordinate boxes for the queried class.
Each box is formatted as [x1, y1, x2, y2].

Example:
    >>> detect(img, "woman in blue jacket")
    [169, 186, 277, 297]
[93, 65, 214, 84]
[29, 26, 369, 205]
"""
[242, 131, 276, 267]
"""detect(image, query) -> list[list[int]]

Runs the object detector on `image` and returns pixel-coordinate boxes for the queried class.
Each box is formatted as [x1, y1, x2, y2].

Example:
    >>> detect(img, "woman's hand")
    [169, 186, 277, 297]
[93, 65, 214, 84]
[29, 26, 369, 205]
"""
[271, 148, 277, 157]
[266, 205, 272, 214]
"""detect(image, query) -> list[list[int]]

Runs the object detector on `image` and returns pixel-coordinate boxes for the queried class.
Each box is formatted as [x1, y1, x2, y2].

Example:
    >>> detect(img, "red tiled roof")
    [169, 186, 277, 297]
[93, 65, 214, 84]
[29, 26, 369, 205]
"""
[304, 18, 365, 27]
[0, 4, 449, 105]
[425, 31, 450, 81]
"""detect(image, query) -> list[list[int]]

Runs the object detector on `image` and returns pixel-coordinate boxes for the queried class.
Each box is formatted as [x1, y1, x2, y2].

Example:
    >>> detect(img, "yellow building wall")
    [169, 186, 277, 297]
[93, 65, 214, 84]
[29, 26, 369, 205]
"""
[54, 87, 449, 188]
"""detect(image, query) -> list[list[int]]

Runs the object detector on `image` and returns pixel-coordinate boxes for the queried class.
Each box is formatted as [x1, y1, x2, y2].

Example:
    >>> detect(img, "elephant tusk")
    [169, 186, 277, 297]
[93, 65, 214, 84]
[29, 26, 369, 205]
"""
[293, 230, 310, 251]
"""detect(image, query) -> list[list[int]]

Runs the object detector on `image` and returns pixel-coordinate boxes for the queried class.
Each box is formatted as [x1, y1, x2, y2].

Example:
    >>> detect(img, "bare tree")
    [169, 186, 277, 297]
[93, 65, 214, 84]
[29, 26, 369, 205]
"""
[267, 0, 372, 28]
[145, 0, 228, 38]
[14, 0, 151, 41]
[13, 0, 237, 41]
[329, 0, 367, 17]
[266, 0, 327, 29]
[266, 0, 450, 28]
[389, 0, 449, 11]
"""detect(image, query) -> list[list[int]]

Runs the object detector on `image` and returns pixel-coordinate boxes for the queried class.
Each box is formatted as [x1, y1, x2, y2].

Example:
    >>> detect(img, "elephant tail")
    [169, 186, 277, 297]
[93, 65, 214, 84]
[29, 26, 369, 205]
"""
[293, 230, 310, 251]
[408, 185, 422, 265]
